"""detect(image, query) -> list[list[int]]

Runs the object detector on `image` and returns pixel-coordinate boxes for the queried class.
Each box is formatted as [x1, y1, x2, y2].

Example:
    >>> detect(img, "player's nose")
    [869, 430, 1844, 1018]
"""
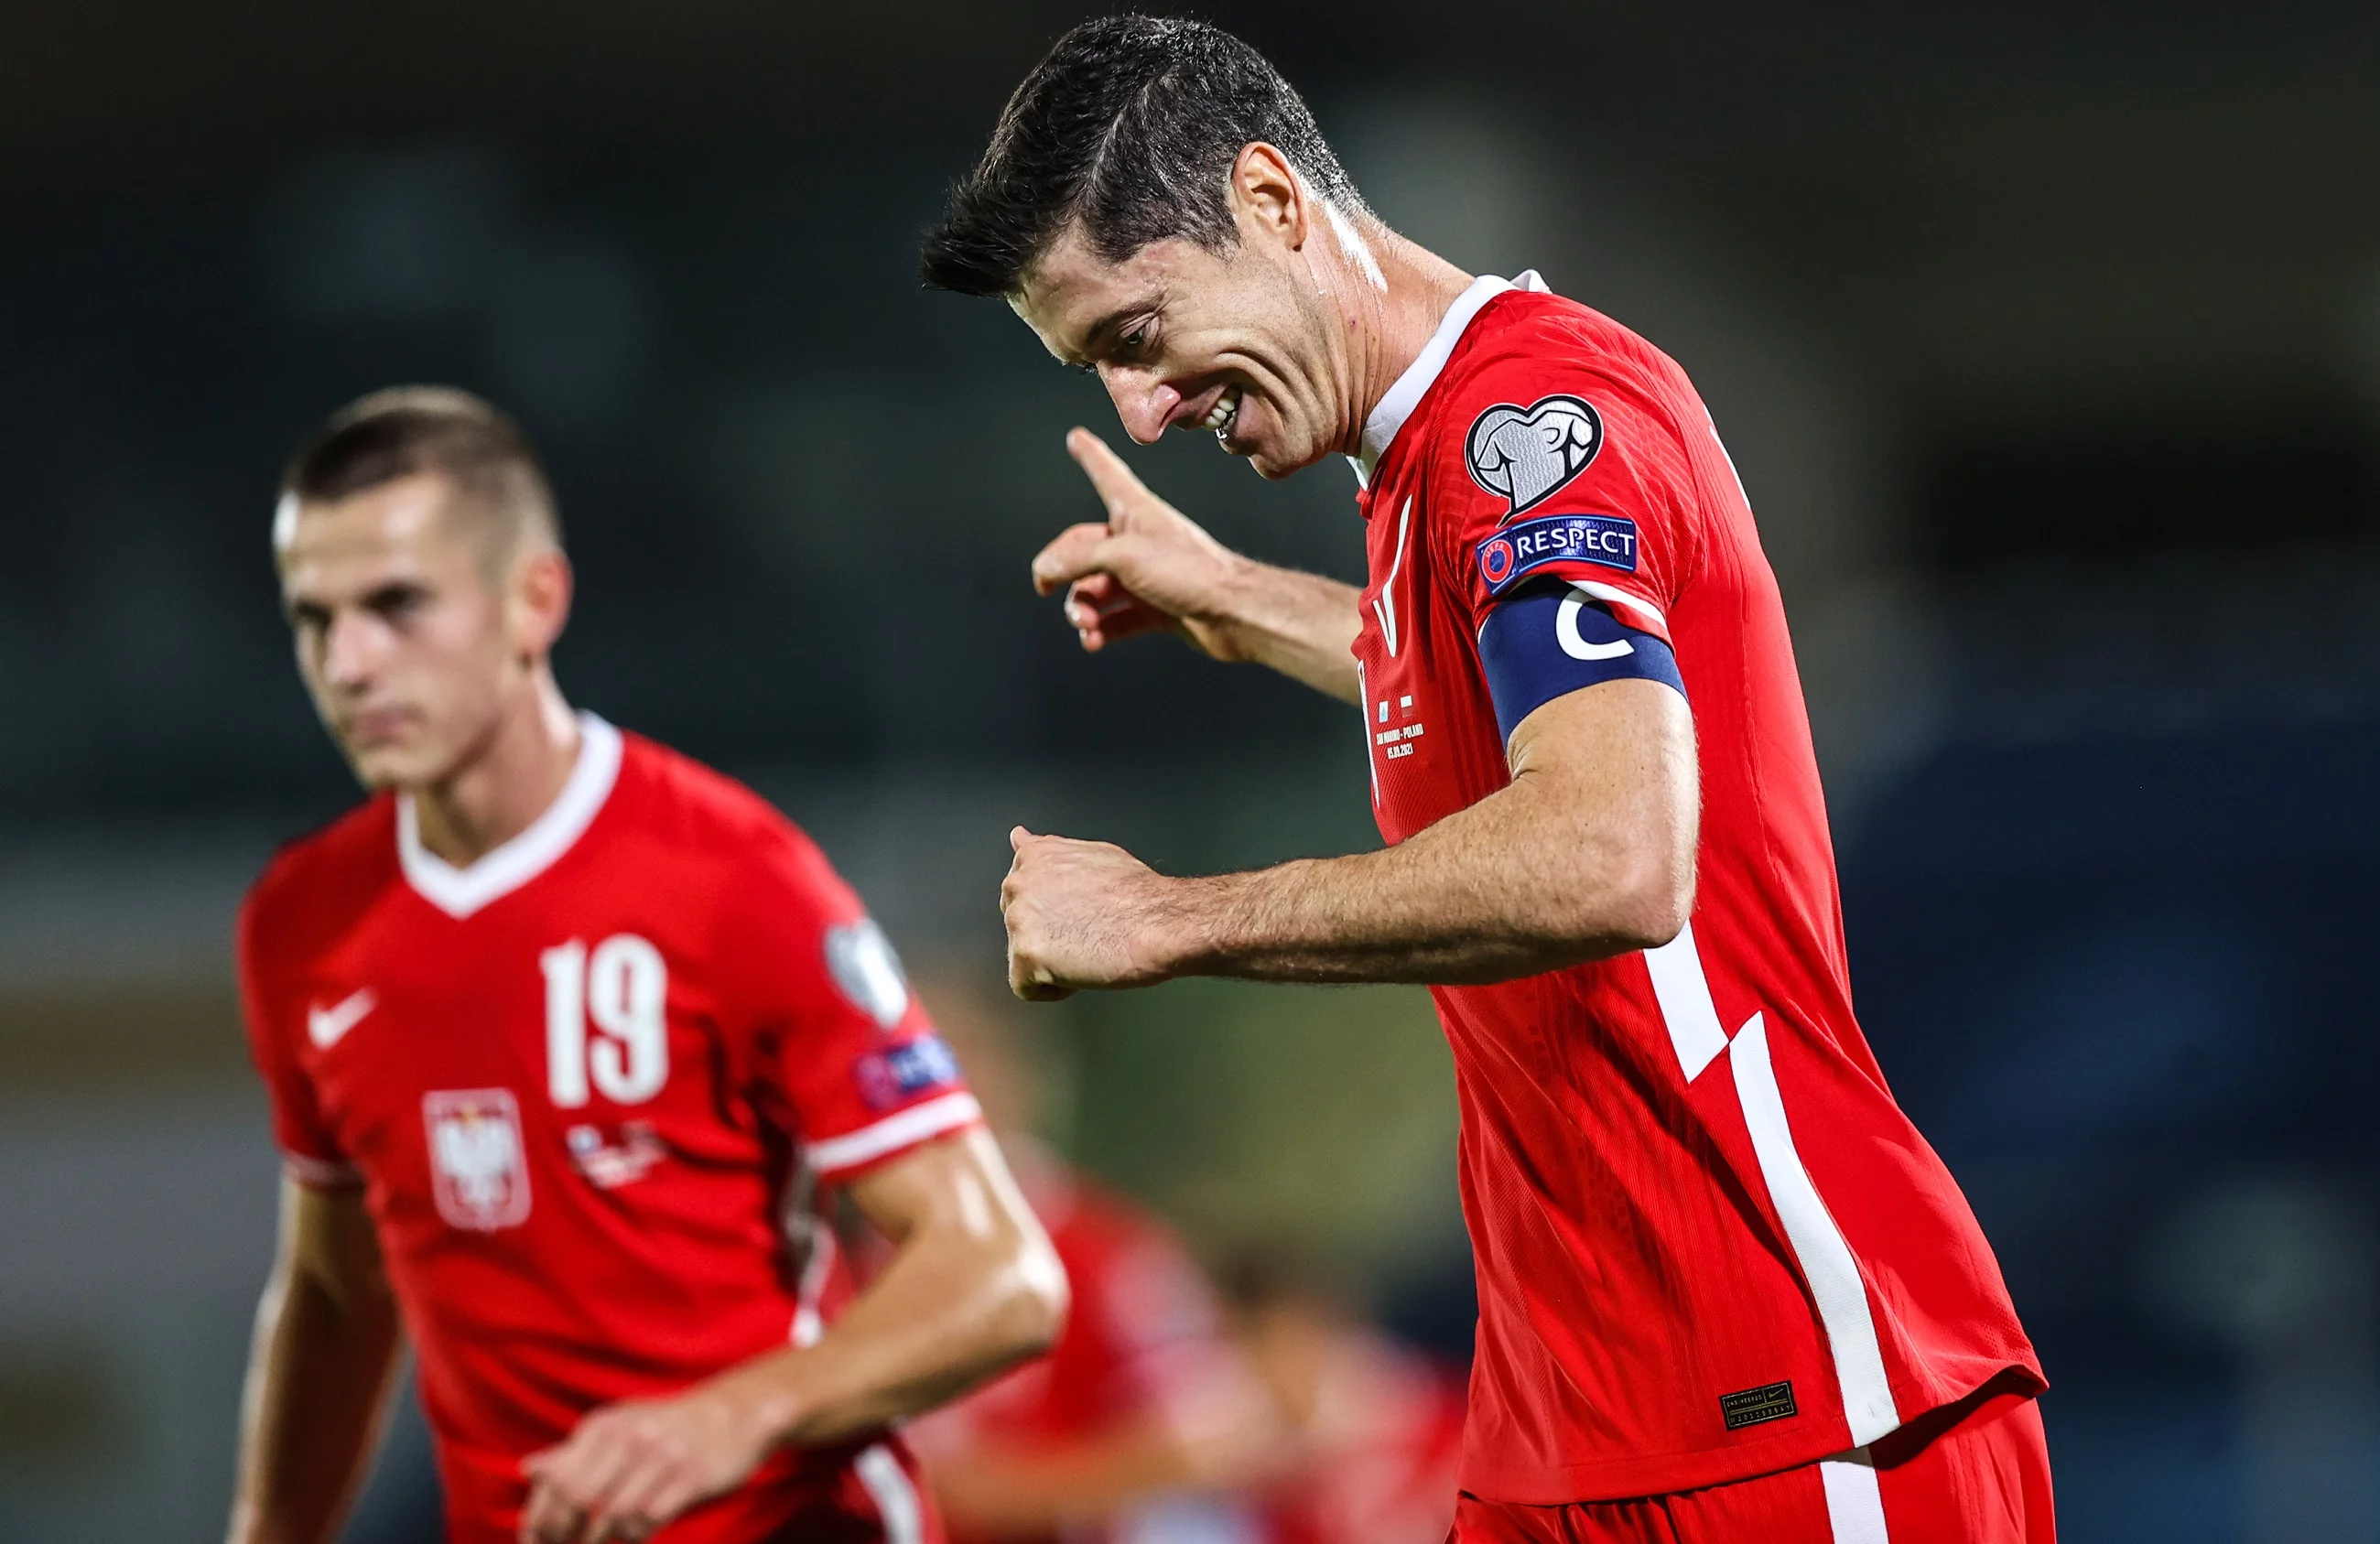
[320, 610, 381, 688]
[1100, 368, 1177, 447]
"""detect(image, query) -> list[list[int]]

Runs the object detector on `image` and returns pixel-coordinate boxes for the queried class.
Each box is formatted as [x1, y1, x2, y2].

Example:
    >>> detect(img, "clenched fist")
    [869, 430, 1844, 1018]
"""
[1001, 826, 1195, 999]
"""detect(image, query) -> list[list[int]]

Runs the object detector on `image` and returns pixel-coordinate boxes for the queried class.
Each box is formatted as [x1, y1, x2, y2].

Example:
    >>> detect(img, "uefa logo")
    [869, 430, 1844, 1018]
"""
[1480, 537, 1517, 588]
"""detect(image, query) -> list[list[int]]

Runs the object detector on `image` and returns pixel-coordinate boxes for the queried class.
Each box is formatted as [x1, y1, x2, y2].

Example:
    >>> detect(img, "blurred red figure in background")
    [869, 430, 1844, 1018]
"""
[1222, 1263, 1466, 1544]
[910, 975, 1275, 1543]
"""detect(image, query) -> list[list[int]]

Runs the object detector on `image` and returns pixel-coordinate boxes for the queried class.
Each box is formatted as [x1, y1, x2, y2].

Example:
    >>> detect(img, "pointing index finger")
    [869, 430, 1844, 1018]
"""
[1065, 427, 1149, 516]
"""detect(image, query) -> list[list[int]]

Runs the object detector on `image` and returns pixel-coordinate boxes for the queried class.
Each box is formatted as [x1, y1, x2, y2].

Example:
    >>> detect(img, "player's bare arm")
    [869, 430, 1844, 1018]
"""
[1002, 678, 1694, 997]
[227, 1180, 405, 1544]
[519, 1128, 1065, 1544]
[1033, 428, 1362, 703]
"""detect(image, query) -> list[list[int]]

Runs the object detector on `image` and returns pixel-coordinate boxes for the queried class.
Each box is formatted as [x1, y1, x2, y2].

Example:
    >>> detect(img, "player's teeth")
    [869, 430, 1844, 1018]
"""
[1202, 387, 1240, 432]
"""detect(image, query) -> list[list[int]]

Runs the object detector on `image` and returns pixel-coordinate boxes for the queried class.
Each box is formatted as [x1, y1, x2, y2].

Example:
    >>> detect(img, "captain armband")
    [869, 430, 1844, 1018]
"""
[1477, 577, 1684, 743]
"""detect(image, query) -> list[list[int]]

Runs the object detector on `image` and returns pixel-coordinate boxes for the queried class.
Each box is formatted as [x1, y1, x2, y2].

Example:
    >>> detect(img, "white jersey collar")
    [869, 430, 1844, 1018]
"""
[398, 711, 623, 920]
[1353, 269, 1548, 487]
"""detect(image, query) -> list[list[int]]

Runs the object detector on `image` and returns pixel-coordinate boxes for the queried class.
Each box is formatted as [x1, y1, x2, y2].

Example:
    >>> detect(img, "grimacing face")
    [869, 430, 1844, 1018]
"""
[1011, 151, 1354, 480]
[274, 472, 564, 791]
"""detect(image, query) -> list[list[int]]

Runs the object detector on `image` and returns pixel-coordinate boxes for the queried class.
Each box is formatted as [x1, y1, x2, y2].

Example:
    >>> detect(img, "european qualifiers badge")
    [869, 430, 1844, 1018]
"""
[1466, 394, 1604, 516]
[1476, 513, 1639, 597]
[1718, 1380, 1798, 1431]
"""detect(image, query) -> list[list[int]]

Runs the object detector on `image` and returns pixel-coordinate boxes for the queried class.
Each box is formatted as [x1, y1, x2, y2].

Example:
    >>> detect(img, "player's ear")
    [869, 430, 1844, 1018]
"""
[510, 547, 574, 658]
[1229, 142, 1308, 252]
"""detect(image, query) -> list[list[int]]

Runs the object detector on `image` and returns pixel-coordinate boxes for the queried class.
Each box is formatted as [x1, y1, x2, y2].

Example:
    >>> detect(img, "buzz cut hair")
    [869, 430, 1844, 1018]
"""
[281, 386, 562, 559]
[918, 14, 1367, 297]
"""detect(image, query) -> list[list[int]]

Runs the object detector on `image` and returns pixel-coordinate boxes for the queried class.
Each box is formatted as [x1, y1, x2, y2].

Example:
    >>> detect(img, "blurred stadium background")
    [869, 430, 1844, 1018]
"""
[3, 2, 2378, 1539]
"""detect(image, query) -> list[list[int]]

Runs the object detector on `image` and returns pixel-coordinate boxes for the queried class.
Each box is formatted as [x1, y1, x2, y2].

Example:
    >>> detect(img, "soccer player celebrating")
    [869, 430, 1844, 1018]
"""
[227, 389, 1066, 1544]
[923, 17, 2051, 1542]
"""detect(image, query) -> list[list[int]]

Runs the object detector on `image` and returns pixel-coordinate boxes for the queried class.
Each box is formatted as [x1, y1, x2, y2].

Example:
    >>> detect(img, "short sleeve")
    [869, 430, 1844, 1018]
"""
[1433, 359, 1700, 647]
[235, 882, 360, 1189]
[722, 827, 980, 1183]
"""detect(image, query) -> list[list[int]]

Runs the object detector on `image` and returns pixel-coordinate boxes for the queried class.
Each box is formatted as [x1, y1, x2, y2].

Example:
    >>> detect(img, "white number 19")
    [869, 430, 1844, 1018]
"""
[540, 934, 669, 1107]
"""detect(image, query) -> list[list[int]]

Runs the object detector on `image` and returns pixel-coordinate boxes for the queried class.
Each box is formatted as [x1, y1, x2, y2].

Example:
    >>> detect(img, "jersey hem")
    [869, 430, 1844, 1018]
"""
[1455, 1360, 2045, 1506]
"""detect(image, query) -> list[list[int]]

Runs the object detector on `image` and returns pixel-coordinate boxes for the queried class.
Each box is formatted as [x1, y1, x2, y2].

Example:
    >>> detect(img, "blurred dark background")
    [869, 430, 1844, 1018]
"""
[3, 3, 2377, 1539]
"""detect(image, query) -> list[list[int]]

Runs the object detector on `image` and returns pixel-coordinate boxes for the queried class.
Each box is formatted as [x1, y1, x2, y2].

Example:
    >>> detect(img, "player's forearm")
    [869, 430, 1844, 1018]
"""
[226, 1264, 403, 1544]
[1206, 554, 1364, 704]
[1002, 680, 1697, 995]
[719, 1146, 1066, 1448]
[1174, 760, 1688, 985]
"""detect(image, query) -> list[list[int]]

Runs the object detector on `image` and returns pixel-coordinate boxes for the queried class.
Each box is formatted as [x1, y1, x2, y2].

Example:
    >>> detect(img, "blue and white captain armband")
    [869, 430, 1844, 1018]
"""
[1477, 577, 1685, 743]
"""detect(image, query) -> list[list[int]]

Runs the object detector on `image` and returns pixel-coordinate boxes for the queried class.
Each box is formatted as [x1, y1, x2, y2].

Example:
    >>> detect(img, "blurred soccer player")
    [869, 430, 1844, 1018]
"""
[924, 16, 2052, 1543]
[1218, 1260, 1466, 1544]
[905, 972, 1272, 1543]
[227, 389, 1066, 1544]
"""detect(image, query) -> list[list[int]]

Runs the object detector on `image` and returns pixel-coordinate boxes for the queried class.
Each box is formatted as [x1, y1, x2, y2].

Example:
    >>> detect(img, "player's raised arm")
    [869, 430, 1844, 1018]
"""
[1034, 429, 1363, 704]
[519, 1130, 1064, 1543]
[227, 1178, 405, 1544]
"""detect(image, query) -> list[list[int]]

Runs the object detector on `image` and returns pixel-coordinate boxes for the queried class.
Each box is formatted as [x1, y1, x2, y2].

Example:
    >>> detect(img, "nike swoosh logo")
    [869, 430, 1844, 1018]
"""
[308, 988, 378, 1049]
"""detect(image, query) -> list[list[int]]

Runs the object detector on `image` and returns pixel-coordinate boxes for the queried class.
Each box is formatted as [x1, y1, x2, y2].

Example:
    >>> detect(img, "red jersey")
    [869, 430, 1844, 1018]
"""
[912, 1161, 1249, 1544]
[1348, 275, 2042, 1503]
[237, 716, 978, 1543]
[1257, 1336, 1466, 1544]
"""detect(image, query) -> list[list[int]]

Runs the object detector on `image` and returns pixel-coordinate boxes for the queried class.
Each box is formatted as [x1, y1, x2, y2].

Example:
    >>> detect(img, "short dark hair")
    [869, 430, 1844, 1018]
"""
[281, 385, 561, 554]
[920, 15, 1365, 297]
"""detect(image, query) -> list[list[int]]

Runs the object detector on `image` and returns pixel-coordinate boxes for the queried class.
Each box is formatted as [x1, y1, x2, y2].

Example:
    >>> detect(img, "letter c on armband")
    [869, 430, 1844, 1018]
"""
[1557, 588, 1636, 661]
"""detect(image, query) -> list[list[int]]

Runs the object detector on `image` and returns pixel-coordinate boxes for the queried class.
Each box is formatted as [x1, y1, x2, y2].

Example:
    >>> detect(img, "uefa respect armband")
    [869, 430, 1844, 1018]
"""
[1476, 513, 1639, 596]
[1477, 576, 1684, 743]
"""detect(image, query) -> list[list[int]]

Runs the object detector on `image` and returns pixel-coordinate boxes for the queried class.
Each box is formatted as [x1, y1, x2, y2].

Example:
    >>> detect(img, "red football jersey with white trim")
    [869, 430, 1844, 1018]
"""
[1256, 1337, 1466, 1544]
[237, 717, 970, 1543]
[1349, 277, 2042, 1503]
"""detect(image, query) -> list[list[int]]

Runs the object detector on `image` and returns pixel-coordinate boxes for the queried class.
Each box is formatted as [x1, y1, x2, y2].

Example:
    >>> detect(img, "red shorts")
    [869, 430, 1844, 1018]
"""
[1450, 1386, 2053, 1544]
